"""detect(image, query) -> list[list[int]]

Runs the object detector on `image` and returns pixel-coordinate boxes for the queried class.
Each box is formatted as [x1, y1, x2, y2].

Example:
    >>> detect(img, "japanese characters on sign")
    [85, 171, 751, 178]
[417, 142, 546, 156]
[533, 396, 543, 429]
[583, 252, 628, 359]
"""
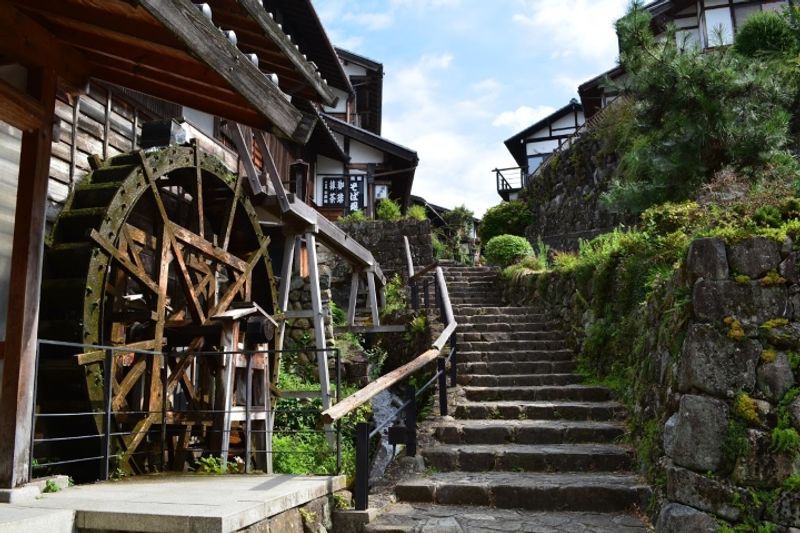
[321, 175, 365, 212]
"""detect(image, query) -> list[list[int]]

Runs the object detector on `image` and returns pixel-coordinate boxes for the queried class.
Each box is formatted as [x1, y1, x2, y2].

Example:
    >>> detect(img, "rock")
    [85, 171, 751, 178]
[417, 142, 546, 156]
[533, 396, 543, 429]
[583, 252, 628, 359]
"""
[678, 324, 760, 397]
[733, 429, 799, 488]
[790, 397, 800, 431]
[781, 254, 798, 284]
[729, 237, 781, 279]
[772, 490, 800, 528]
[291, 276, 305, 291]
[687, 238, 729, 282]
[757, 352, 796, 402]
[760, 322, 800, 350]
[663, 413, 679, 458]
[666, 463, 750, 522]
[693, 280, 789, 329]
[669, 395, 729, 472]
[656, 503, 718, 533]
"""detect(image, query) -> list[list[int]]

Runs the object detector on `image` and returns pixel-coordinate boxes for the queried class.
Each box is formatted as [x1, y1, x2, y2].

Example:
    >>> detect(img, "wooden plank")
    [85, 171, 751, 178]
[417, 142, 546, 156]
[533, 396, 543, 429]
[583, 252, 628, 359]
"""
[222, 177, 243, 252]
[149, 225, 171, 414]
[321, 348, 440, 425]
[69, 95, 80, 184]
[367, 271, 380, 327]
[235, 0, 338, 106]
[0, 1, 89, 91]
[102, 86, 111, 159]
[227, 123, 263, 197]
[194, 142, 204, 238]
[253, 131, 282, 197]
[409, 261, 439, 282]
[112, 360, 146, 411]
[75, 339, 160, 366]
[347, 271, 359, 327]
[170, 223, 248, 272]
[138, 0, 313, 143]
[0, 78, 45, 132]
[0, 66, 56, 488]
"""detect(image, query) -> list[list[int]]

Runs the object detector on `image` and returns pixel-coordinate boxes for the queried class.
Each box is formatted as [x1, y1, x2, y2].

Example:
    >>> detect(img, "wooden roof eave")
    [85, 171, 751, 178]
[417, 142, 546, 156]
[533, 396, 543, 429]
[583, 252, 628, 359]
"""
[138, 0, 314, 144]
[235, 0, 338, 107]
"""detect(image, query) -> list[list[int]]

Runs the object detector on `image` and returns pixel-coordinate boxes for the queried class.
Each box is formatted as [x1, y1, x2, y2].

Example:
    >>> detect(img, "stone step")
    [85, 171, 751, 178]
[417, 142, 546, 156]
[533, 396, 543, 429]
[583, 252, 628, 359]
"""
[456, 314, 550, 325]
[458, 360, 577, 375]
[449, 297, 506, 304]
[453, 400, 625, 421]
[456, 322, 560, 333]
[394, 472, 650, 512]
[422, 443, 634, 473]
[458, 373, 582, 387]
[364, 504, 651, 532]
[432, 419, 626, 445]
[463, 385, 612, 403]
[455, 307, 544, 316]
[446, 281, 499, 288]
[458, 330, 564, 342]
[457, 351, 575, 364]
[459, 340, 568, 352]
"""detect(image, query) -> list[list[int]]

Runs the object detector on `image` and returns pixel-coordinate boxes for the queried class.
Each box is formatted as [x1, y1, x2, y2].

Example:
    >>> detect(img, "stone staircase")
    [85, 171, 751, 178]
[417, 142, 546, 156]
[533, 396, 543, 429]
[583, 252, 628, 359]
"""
[366, 264, 651, 532]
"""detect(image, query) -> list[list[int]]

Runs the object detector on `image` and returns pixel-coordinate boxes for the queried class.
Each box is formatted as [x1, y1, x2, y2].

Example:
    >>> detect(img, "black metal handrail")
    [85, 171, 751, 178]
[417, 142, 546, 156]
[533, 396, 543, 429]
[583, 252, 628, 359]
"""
[494, 166, 528, 193]
[31, 340, 341, 481]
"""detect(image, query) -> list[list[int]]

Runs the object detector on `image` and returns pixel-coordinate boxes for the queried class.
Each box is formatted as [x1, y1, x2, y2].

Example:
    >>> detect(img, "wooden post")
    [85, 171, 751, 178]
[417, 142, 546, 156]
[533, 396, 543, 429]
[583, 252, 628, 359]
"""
[347, 270, 359, 327]
[367, 271, 380, 327]
[276, 235, 297, 352]
[305, 232, 331, 413]
[0, 67, 56, 488]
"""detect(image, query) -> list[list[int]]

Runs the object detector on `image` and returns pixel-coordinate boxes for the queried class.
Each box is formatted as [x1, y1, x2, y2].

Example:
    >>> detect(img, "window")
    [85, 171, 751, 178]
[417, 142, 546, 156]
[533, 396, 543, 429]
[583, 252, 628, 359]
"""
[704, 7, 734, 46]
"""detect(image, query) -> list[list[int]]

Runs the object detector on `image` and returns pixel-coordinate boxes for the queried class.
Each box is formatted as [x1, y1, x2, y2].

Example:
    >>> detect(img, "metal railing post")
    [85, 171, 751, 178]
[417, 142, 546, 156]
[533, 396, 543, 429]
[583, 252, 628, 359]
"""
[437, 358, 448, 417]
[423, 279, 430, 309]
[335, 349, 342, 475]
[450, 345, 458, 388]
[355, 422, 370, 511]
[411, 280, 419, 310]
[405, 385, 417, 457]
[245, 351, 253, 474]
[102, 348, 113, 481]
[161, 354, 167, 471]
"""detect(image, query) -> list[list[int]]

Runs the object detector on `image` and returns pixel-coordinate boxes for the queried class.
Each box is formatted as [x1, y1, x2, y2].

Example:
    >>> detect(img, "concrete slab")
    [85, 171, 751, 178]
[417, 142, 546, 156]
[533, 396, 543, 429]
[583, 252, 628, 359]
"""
[0, 474, 345, 533]
[0, 505, 75, 533]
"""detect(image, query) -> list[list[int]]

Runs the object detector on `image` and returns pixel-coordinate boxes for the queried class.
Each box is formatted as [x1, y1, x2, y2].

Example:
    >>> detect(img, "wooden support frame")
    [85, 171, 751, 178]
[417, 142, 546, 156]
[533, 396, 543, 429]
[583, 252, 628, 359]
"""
[306, 232, 331, 413]
[227, 123, 264, 197]
[366, 271, 380, 327]
[0, 66, 56, 488]
[347, 270, 360, 327]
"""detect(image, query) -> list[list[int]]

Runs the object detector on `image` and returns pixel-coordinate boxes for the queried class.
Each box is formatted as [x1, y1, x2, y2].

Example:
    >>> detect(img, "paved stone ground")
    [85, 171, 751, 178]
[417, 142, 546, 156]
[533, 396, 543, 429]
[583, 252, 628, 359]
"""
[367, 503, 650, 532]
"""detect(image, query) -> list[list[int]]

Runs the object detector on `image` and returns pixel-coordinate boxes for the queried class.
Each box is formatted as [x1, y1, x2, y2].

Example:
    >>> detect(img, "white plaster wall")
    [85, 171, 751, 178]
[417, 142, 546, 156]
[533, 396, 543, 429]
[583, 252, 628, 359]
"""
[343, 63, 368, 77]
[349, 140, 384, 164]
[322, 87, 349, 114]
[315, 155, 346, 204]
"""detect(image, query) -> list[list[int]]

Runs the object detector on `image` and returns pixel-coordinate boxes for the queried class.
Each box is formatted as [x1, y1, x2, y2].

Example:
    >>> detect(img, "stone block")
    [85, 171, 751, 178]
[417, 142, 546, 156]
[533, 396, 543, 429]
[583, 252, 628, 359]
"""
[772, 490, 800, 528]
[678, 324, 760, 397]
[666, 463, 749, 521]
[759, 322, 800, 350]
[267, 508, 304, 533]
[729, 237, 781, 278]
[667, 395, 729, 472]
[757, 352, 796, 402]
[733, 429, 799, 488]
[656, 503, 718, 533]
[692, 280, 789, 328]
[781, 254, 798, 284]
[332, 509, 379, 533]
[687, 238, 729, 281]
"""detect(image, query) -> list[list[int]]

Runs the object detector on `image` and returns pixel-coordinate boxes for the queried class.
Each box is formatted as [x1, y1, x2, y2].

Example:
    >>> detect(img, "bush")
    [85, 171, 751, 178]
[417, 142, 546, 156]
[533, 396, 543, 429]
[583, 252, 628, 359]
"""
[376, 198, 402, 221]
[406, 204, 427, 221]
[338, 210, 366, 223]
[479, 200, 533, 243]
[483, 235, 533, 267]
[734, 11, 797, 58]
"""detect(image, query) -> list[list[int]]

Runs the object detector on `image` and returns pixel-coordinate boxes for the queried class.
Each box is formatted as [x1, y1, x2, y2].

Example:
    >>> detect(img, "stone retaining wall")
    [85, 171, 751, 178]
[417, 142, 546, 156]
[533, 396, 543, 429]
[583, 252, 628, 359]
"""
[502, 236, 800, 531]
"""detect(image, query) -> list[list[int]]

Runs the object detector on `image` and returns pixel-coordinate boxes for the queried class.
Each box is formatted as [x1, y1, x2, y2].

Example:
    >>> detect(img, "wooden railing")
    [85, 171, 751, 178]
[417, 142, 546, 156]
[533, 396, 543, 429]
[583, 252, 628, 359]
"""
[320, 239, 457, 510]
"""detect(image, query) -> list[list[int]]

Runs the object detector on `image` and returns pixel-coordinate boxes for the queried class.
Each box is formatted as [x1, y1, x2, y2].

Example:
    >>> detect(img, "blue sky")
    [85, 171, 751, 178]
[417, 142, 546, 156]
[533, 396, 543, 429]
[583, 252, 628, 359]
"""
[313, 0, 631, 217]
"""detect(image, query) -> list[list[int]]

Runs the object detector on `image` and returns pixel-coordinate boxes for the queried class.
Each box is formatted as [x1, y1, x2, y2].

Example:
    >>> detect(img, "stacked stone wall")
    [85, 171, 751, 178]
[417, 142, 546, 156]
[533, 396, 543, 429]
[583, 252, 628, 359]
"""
[502, 236, 800, 530]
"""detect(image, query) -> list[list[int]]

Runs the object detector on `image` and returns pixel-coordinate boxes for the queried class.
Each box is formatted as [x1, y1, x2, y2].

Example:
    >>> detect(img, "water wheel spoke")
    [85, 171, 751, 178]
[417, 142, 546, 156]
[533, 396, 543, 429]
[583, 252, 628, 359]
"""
[194, 144, 205, 239]
[171, 222, 248, 272]
[208, 237, 269, 320]
[91, 230, 160, 295]
[112, 359, 146, 411]
[222, 177, 242, 252]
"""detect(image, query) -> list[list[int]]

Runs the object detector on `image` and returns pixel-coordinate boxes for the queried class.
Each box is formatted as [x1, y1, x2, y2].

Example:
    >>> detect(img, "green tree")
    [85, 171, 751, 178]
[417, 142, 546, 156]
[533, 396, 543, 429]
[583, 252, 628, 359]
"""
[479, 200, 532, 243]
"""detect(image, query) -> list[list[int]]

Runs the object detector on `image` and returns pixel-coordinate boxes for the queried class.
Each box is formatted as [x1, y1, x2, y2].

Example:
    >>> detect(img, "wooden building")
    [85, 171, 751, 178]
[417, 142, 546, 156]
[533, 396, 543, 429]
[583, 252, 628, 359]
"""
[0, 0, 388, 488]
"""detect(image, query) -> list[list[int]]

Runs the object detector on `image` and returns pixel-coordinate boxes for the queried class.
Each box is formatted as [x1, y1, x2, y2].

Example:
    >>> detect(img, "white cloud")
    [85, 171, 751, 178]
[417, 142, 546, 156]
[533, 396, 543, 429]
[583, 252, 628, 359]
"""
[512, 0, 628, 65]
[382, 53, 517, 217]
[492, 105, 556, 131]
[343, 12, 394, 30]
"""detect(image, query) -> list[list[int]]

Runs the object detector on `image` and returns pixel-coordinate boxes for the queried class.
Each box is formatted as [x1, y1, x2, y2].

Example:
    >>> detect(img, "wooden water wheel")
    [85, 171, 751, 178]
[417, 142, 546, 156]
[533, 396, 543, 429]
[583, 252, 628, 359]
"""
[38, 143, 279, 475]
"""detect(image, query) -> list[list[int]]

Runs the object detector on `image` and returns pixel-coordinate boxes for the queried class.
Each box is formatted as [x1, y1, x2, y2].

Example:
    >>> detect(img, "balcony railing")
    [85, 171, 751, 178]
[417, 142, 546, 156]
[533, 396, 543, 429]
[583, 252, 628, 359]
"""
[494, 166, 528, 200]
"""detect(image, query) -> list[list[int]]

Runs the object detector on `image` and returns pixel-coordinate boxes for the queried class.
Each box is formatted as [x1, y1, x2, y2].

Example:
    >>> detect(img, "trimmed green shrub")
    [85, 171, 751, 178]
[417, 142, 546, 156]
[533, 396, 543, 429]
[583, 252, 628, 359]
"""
[479, 200, 533, 243]
[734, 11, 797, 58]
[406, 204, 427, 221]
[338, 210, 366, 223]
[376, 198, 402, 221]
[483, 235, 533, 267]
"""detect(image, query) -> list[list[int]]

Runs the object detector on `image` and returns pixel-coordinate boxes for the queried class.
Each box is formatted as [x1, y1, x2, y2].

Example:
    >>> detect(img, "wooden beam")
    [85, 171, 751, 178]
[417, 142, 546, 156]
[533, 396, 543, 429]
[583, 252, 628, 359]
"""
[306, 232, 331, 413]
[138, 0, 312, 142]
[0, 0, 89, 91]
[0, 66, 56, 488]
[347, 270, 359, 327]
[0, 78, 45, 131]
[170, 223, 248, 272]
[253, 131, 281, 197]
[235, 0, 338, 106]
[227, 123, 264, 197]
[91, 230, 160, 295]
